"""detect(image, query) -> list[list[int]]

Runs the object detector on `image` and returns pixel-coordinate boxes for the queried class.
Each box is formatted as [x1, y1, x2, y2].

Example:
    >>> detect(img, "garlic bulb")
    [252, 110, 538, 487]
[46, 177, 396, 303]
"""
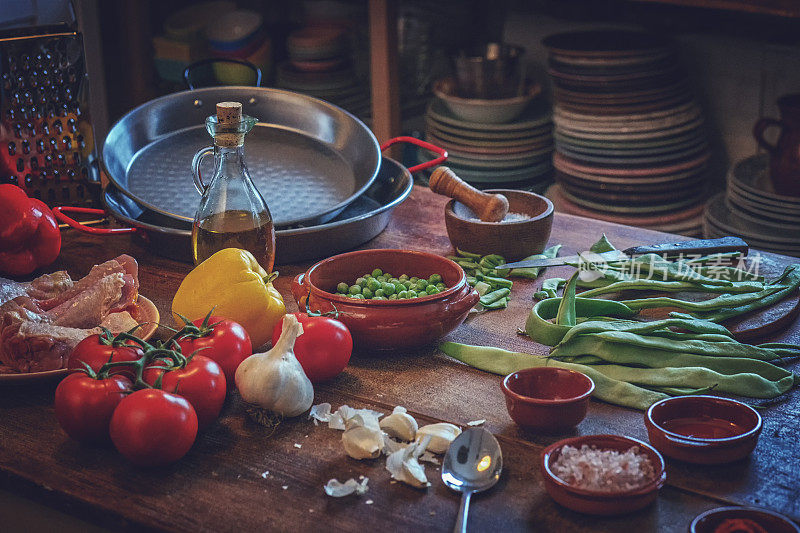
[386, 435, 431, 488]
[379, 406, 418, 442]
[416, 423, 461, 454]
[342, 413, 384, 460]
[235, 314, 313, 417]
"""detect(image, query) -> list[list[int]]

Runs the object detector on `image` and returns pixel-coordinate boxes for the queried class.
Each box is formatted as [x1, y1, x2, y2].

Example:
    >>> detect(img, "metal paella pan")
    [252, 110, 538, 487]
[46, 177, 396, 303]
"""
[102, 86, 382, 228]
[57, 157, 415, 265]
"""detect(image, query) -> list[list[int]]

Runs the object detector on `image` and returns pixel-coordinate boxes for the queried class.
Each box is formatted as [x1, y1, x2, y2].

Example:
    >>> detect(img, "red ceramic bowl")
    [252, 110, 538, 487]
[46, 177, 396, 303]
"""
[501, 367, 594, 432]
[690, 506, 800, 533]
[645, 395, 762, 465]
[540, 434, 667, 516]
[291, 249, 479, 351]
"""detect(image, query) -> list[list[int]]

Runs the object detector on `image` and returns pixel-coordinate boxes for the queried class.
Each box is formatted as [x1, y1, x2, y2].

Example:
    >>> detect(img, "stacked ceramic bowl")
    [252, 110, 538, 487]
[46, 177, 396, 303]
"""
[277, 26, 370, 119]
[704, 155, 800, 257]
[542, 30, 712, 236]
[206, 9, 271, 85]
[421, 78, 554, 191]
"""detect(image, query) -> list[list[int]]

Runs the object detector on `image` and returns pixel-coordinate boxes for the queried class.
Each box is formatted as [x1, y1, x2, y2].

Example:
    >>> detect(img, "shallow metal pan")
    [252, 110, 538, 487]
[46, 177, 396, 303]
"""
[102, 86, 383, 228]
[55, 156, 422, 265]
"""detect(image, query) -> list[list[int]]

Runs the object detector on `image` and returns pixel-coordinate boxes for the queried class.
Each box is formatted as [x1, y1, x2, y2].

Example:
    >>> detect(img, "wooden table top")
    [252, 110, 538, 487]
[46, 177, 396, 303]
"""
[1, 185, 798, 532]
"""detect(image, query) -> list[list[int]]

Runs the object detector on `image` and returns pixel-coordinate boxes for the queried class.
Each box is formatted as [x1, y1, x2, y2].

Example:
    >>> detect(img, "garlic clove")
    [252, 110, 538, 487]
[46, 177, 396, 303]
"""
[385, 434, 431, 488]
[342, 413, 384, 459]
[382, 433, 409, 455]
[324, 477, 369, 497]
[379, 406, 418, 442]
[416, 423, 462, 454]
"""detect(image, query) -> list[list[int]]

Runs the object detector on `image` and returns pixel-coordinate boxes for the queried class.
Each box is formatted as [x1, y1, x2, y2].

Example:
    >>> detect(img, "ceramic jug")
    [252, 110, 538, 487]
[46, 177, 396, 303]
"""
[753, 93, 800, 197]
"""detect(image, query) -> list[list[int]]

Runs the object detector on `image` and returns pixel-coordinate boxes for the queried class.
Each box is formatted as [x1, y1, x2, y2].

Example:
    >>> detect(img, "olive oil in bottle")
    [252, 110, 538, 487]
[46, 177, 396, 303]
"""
[190, 102, 276, 271]
[193, 210, 275, 272]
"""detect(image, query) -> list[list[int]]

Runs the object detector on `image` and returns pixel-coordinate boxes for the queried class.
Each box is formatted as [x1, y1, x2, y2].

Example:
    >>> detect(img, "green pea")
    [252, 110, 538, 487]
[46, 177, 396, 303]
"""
[348, 285, 362, 295]
[374, 288, 385, 297]
[356, 277, 367, 288]
[362, 287, 373, 299]
[381, 282, 396, 295]
[367, 278, 381, 291]
[416, 279, 428, 290]
[373, 296, 387, 300]
[377, 275, 387, 283]
[436, 283, 446, 290]
[398, 290, 408, 299]
[402, 280, 412, 289]
[372, 268, 383, 278]
[399, 274, 409, 281]
[407, 290, 418, 298]
[429, 274, 442, 284]
[394, 283, 405, 293]
[410, 277, 419, 284]
[336, 282, 349, 294]
[388, 278, 399, 284]
[352, 293, 365, 299]
[426, 285, 439, 295]
[389, 294, 398, 300]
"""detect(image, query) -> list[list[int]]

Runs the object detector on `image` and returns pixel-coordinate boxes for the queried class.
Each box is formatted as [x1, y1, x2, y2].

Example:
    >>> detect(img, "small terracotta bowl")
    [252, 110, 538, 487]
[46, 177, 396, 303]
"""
[291, 249, 479, 351]
[444, 189, 554, 261]
[540, 434, 667, 516]
[645, 395, 762, 465]
[690, 506, 800, 533]
[501, 368, 594, 432]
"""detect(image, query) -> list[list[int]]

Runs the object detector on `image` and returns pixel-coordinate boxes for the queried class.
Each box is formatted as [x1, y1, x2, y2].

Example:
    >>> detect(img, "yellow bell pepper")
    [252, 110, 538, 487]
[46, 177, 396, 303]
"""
[172, 248, 285, 348]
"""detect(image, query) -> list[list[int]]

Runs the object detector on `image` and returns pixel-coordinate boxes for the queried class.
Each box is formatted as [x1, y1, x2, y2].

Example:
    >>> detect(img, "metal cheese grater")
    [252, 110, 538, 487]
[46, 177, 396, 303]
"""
[0, 23, 100, 207]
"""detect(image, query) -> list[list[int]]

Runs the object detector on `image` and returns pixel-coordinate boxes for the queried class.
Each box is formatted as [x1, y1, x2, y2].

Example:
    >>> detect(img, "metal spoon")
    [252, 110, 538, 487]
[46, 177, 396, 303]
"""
[441, 427, 503, 533]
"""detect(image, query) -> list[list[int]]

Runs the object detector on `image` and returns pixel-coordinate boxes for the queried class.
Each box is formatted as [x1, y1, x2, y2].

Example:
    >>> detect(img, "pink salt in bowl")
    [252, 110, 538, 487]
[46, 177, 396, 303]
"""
[540, 434, 666, 516]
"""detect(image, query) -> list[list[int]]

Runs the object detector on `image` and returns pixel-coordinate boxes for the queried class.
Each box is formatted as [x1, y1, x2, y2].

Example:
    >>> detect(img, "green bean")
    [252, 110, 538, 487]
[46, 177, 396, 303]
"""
[556, 272, 579, 326]
[550, 336, 791, 376]
[456, 248, 482, 260]
[578, 279, 764, 298]
[439, 341, 667, 410]
[589, 234, 616, 253]
[536, 277, 565, 299]
[473, 281, 491, 296]
[455, 259, 481, 270]
[475, 273, 513, 289]
[591, 364, 793, 399]
[480, 288, 510, 306]
[558, 318, 732, 345]
[687, 265, 800, 322]
[525, 297, 636, 346]
[483, 298, 508, 310]
[620, 286, 784, 313]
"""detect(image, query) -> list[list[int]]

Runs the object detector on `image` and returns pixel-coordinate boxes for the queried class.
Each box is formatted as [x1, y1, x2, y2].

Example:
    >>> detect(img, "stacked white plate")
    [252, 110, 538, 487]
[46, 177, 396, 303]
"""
[704, 155, 800, 257]
[421, 97, 554, 191]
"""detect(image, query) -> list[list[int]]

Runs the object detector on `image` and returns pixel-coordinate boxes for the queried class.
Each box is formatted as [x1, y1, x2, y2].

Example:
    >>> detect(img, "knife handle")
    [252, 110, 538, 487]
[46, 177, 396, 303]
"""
[622, 237, 749, 259]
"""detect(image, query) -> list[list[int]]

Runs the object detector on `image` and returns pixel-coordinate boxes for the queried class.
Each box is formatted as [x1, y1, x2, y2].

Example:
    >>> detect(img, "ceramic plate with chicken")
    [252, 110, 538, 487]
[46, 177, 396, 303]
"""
[0, 255, 159, 382]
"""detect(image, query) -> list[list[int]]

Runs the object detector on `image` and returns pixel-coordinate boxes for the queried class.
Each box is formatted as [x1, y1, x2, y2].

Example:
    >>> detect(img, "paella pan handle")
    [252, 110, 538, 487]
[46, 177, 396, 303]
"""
[183, 58, 263, 90]
[53, 207, 137, 235]
[192, 146, 215, 193]
[380, 136, 448, 173]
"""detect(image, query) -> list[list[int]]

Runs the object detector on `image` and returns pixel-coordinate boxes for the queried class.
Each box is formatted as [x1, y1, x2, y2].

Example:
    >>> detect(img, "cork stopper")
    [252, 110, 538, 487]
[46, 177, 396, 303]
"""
[215, 102, 244, 147]
[216, 102, 242, 124]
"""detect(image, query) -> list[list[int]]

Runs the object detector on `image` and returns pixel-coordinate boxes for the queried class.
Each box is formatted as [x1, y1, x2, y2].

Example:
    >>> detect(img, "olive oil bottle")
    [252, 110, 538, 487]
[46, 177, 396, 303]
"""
[191, 102, 275, 271]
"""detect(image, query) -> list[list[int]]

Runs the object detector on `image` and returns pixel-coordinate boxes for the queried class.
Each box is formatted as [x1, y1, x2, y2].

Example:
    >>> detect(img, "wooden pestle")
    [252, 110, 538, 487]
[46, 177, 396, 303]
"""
[428, 166, 509, 222]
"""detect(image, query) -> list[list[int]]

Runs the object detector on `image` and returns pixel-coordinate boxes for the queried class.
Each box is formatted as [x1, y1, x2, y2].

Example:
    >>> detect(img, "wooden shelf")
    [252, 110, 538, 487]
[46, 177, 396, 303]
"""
[631, 0, 800, 18]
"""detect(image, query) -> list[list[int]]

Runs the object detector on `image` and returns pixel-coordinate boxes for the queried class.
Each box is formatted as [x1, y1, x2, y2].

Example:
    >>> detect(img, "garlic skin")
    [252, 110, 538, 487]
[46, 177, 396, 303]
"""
[342, 413, 384, 460]
[324, 477, 369, 497]
[235, 314, 314, 417]
[379, 406, 418, 442]
[386, 435, 431, 488]
[416, 423, 462, 454]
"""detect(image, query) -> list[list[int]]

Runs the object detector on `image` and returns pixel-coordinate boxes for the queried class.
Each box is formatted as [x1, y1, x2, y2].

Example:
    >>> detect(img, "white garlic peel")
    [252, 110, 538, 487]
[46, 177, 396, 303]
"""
[324, 477, 369, 497]
[416, 423, 462, 454]
[386, 434, 432, 488]
[379, 406, 418, 442]
[235, 314, 314, 417]
[342, 413, 384, 460]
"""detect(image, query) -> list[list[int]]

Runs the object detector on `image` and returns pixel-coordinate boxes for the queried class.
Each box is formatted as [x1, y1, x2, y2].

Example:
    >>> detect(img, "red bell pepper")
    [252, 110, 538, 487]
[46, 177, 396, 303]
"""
[0, 184, 61, 276]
